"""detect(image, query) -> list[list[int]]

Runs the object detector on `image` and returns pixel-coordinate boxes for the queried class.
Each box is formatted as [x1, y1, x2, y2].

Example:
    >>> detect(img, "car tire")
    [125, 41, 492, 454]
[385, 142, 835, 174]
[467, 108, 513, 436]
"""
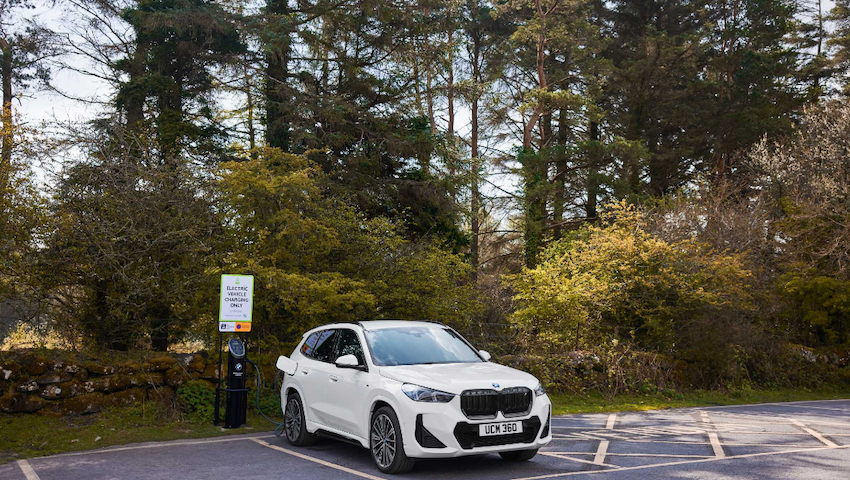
[370, 406, 415, 474]
[499, 449, 538, 461]
[283, 391, 318, 446]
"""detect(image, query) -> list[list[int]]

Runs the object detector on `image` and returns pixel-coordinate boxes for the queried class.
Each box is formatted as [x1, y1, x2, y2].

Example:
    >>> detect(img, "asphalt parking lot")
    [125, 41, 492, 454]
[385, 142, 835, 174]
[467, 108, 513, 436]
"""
[3, 399, 849, 480]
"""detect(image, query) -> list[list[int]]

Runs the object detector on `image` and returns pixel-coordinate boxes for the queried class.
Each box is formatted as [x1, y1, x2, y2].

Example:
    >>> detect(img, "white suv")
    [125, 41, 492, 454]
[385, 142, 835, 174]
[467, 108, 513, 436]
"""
[275, 320, 552, 474]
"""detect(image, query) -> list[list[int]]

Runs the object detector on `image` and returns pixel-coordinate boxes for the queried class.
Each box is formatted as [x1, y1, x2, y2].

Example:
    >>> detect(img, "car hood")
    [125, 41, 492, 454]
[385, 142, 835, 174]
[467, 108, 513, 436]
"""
[378, 362, 539, 394]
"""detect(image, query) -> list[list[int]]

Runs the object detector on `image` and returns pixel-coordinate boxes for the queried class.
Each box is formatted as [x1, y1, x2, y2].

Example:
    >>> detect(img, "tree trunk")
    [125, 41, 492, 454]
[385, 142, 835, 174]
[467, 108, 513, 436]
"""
[245, 63, 255, 151]
[523, 149, 547, 268]
[265, 0, 292, 151]
[553, 109, 567, 240]
[124, 39, 147, 131]
[522, 0, 550, 267]
[150, 309, 170, 352]
[447, 25, 456, 175]
[1, 37, 12, 176]
[424, 7, 436, 142]
[523, 0, 548, 150]
[624, 102, 643, 194]
[470, 24, 481, 283]
[586, 119, 600, 220]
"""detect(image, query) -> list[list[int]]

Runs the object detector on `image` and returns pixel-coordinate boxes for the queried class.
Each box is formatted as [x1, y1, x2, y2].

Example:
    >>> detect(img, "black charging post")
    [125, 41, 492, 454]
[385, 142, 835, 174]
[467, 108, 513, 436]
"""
[225, 337, 248, 428]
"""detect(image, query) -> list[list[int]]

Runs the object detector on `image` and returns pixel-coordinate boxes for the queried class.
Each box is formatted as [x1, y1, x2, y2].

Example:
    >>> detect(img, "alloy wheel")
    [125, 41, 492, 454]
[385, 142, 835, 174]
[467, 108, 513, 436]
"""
[371, 413, 397, 468]
[284, 398, 302, 442]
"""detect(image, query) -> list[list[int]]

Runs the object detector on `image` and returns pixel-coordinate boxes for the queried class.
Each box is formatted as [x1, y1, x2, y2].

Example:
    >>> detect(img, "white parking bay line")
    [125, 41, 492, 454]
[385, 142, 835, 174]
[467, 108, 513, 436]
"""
[545, 452, 713, 458]
[541, 452, 620, 469]
[707, 433, 725, 458]
[16, 460, 40, 480]
[699, 411, 725, 458]
[251, 438, 385, 480]
[789, 419, 838, 447]
[605, 414, 617, 430]
[592, 440, 609, 465]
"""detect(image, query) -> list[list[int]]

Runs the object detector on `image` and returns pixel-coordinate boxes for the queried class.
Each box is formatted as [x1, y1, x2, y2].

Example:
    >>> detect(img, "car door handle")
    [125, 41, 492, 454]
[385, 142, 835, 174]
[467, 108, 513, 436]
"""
[329, 375, 338, 382]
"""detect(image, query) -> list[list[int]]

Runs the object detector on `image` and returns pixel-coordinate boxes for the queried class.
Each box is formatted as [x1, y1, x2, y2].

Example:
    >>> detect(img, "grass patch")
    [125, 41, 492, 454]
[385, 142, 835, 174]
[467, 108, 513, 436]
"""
[0, 406, 277, 464]
[550, 387, 850, 415]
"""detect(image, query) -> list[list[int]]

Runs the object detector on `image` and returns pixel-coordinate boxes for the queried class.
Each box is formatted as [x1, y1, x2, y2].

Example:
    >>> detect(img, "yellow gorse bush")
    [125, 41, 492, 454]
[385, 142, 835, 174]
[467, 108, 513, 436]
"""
[508, 201, 754, 354]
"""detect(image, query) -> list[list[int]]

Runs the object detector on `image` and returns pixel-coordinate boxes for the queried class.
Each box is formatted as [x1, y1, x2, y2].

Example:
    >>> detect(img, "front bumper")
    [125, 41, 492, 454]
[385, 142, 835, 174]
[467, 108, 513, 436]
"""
[398, 392, 553, 458]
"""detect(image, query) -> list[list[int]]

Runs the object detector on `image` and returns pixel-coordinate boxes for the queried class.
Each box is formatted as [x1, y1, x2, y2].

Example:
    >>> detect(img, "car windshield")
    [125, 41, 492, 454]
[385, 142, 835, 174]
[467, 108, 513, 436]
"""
[364, 326, 483, 366]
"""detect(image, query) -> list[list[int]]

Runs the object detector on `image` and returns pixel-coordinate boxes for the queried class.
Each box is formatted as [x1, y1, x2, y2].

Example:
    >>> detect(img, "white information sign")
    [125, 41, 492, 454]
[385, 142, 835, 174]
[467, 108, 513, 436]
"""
[219, 274, 254, 332]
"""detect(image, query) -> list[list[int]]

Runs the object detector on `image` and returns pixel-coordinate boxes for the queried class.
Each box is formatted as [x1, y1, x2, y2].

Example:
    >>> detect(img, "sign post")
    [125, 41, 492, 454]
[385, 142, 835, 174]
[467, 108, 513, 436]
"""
[214, 274, 254, 425]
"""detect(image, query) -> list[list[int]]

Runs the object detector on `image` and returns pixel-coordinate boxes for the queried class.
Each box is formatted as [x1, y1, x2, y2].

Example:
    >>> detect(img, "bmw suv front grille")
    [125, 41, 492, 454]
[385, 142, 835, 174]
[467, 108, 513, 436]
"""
[460, 387, 532, 418]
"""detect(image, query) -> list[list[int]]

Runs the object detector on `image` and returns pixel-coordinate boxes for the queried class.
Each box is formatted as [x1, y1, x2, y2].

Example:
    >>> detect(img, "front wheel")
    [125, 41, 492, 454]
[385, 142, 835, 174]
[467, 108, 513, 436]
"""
[370, 406, 415, 474]
[499, 449, 538, 461]
[283, 391, 318, 446]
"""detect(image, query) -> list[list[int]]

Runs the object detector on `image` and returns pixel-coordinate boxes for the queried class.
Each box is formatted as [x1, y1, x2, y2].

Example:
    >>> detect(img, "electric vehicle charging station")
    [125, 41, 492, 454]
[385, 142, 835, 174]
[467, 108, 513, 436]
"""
[214, 274, 254, 428]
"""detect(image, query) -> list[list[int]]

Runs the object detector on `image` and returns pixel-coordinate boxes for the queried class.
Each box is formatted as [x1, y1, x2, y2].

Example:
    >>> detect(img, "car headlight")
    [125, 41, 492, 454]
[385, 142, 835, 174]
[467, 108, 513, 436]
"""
[401, 383, 455, 403]
[534, 382, 546, 397]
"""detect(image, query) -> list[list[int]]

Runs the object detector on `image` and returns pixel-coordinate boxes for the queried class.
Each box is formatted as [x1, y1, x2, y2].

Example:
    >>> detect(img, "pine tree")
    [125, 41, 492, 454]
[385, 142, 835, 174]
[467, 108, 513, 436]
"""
[830, 0, 850, 94]
[705, 0, 804, 177]
[118, 0, 244, 158]
[601, 0, 711, 196]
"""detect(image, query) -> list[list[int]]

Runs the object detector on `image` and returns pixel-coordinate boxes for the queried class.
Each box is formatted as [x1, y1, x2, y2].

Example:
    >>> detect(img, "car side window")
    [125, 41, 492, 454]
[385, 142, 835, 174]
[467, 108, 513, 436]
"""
[312, 329, 338, 363]
[335, 329, 365, 365]
[301, 332, 320, 358]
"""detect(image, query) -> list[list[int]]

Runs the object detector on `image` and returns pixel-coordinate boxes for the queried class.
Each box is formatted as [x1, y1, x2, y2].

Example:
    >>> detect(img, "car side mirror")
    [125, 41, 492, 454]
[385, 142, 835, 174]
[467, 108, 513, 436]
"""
[276, 355, 297, 375]
[335, 354, 366, 371]
[479, 350, 492, 362]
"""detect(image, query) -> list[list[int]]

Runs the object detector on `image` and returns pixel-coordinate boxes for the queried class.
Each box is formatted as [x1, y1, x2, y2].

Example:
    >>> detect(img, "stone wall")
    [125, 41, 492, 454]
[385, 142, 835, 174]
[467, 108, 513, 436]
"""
[0, 350, 225, 415]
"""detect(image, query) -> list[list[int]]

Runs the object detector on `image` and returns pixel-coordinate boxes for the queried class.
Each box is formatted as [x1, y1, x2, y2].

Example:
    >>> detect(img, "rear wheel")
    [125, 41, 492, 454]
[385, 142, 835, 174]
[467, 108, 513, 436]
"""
[370, 406, 415, 474]
[283, 391, 318, 446]
[499, 449, 538, 461]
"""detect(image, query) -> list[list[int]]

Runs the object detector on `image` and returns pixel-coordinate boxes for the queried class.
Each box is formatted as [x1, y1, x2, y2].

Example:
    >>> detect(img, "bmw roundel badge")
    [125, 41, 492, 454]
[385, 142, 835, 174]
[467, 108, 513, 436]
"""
[492, 383, 500, 388]
[236, 363, 243, 371]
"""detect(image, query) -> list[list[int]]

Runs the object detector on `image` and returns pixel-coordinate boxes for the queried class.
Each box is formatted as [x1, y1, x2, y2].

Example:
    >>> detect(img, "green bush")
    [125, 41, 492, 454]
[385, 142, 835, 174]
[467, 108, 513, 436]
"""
[508, 202, 754, 355]
[177, 380, 216, 423]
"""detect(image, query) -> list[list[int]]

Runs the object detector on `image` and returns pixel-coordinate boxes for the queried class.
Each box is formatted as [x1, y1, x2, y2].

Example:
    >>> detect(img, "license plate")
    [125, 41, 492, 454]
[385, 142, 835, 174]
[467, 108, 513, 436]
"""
[479, 421, 523, 437]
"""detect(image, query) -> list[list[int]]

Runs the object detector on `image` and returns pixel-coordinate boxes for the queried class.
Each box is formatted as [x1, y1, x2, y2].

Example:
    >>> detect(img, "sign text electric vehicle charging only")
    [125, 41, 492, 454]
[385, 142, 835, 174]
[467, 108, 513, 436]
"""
[219, 274, 254, 332]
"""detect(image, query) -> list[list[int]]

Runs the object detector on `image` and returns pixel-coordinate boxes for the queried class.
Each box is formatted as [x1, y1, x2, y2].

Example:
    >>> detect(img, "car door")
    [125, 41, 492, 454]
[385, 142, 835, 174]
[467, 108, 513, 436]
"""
[324, 328, 371, 438]
[297, 329, 338, 426]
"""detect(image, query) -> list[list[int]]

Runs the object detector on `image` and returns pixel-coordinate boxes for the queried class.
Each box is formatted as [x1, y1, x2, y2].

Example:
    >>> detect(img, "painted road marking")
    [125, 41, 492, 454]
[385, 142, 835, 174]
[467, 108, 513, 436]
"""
[587, 414, 617, 467]
[544, 452, 713, 458]
[541, 452, 620, 469]
[592, 440, 609, 466]
[251, 437, 386, 480]
[42, 434, 278, 459]
[789, 419, 838, 447]
[514, 444, 850, 480]
[700, 411, 725, 458]
[16, 460, 40, 480]
[605, 414, 617, 430]
[707, 433, 725, 458]
[552, 432, 833, 447]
